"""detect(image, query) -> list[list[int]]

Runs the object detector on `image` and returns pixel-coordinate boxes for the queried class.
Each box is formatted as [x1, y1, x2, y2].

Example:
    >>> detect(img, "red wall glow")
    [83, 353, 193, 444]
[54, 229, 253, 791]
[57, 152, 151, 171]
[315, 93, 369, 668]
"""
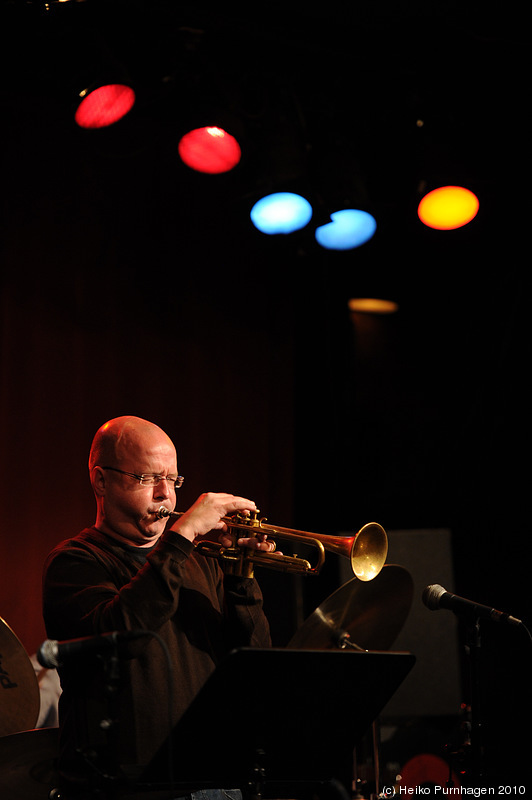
[74, 84, 136, 129]
[178, 127, 242, 174]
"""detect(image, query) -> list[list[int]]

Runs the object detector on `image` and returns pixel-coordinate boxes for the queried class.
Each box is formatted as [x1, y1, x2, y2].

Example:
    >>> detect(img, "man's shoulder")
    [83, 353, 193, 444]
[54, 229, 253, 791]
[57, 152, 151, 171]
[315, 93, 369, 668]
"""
[44, 527, 118, 566]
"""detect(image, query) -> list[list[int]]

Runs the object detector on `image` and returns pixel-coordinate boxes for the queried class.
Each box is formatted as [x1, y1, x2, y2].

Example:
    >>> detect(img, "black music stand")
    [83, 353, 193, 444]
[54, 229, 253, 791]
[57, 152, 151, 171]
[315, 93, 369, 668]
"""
[138, 647, 415, 799]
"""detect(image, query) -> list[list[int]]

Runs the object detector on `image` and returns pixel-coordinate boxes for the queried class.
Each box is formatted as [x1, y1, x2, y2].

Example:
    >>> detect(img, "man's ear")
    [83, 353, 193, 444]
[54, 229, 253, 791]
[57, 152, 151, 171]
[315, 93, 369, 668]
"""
[90, 466, 107, 497]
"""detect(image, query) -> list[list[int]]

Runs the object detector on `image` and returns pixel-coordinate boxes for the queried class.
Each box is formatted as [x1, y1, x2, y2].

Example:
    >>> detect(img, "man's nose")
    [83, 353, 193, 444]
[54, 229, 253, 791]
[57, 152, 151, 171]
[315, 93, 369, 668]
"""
[153, 478, 171, 498]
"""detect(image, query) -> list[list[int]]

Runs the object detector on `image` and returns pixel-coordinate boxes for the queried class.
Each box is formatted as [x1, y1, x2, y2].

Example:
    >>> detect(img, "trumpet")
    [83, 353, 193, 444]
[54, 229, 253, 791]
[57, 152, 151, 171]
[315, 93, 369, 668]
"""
[155, 507, 387, 582]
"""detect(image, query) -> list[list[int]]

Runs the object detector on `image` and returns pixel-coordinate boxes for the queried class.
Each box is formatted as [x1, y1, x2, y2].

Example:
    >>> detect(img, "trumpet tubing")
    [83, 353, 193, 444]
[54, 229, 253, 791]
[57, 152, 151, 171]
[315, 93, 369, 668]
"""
[155, 507, 387, 581]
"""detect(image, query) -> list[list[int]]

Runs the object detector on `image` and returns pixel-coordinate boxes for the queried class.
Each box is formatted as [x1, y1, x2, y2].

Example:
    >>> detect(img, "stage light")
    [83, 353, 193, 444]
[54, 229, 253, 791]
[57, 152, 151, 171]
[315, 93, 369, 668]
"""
[74, 83, 135, 129]
[348, 298, 399, 315]
[178, 127, 242, 174]
[250, 192, 313, 235]
[418, 186, 479, 230]
[315, 209, 377, 250]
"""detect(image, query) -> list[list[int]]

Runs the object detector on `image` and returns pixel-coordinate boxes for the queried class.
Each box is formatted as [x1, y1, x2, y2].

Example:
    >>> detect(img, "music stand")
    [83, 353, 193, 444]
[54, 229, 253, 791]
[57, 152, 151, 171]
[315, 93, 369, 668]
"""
[139, 647, 415, 798]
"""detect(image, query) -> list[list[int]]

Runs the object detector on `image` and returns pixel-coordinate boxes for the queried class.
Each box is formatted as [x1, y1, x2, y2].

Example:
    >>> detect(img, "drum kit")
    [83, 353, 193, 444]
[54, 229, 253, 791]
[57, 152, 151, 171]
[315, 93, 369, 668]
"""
[0, 565, 414, 799]
[0, 616, 58, 799]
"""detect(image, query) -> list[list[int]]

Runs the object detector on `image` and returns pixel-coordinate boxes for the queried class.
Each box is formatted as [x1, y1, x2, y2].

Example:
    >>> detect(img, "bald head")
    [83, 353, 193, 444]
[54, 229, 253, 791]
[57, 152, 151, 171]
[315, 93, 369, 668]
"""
[89, 416, 178, 546]
[89, 416, 175, 472]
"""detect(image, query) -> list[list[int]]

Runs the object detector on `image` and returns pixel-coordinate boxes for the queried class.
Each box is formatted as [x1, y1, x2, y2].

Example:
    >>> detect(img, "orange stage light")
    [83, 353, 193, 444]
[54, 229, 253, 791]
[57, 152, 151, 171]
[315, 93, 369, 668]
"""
[418, 185, 479, 230]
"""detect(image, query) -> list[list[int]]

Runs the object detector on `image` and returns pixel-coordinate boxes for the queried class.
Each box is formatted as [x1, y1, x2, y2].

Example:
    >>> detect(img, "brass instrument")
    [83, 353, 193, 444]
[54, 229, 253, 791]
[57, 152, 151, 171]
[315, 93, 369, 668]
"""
[155, 507, 387, 581]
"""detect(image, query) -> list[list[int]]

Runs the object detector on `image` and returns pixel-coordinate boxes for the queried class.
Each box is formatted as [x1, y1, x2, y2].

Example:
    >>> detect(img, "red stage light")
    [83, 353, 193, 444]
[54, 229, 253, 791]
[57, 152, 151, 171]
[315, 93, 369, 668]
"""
[178, 127, 242, 174]
[74, 84, 136, 129]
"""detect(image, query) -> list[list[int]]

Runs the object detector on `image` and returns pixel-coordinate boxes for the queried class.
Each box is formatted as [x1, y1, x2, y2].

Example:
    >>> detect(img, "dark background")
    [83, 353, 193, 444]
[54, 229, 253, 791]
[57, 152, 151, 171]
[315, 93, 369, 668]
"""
[0, 0, 529, 790]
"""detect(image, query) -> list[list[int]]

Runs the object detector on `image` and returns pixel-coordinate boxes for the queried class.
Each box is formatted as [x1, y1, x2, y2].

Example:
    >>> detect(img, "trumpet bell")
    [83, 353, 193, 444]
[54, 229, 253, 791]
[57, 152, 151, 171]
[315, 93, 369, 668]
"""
[349, 522, 388, 581]
[265, 521, 388, 581]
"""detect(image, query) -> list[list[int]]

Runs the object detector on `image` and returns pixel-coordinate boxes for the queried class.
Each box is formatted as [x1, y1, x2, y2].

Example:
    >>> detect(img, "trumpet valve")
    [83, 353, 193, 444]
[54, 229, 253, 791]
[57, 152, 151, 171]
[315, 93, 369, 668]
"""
[233, 509, 262, 528]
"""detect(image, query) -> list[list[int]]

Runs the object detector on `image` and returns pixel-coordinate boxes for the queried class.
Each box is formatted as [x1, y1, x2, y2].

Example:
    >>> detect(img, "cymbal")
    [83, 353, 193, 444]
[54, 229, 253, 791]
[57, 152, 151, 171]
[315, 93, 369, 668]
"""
[0, 616, 40, 737]
[288, 564, 414, 651]
[0, 728, 59, 800]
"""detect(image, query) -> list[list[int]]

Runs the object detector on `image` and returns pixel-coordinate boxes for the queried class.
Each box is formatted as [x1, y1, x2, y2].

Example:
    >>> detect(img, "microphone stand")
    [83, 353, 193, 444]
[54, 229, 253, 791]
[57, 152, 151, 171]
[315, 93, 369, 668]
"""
[78, 645, 127, 799]
[335, 630, 382, 800]
[464, 617, 484, 784]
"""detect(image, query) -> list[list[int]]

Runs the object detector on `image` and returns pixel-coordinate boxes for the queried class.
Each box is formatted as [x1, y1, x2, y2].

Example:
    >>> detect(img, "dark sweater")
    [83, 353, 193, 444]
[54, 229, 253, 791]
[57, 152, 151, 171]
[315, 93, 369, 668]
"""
[42, 526, 271, 782]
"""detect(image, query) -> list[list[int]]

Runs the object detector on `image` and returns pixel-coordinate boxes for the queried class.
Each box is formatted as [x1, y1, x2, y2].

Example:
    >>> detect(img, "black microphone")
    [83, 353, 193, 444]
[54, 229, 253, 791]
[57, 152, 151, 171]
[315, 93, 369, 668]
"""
[422, 584, 522, 626]
[37, 630, 148, 668]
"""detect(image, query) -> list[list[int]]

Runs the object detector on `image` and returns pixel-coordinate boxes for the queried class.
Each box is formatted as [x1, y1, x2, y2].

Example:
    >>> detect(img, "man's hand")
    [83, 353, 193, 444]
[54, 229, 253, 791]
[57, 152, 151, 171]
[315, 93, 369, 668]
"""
[170, 492, 278, 552]
[219, 530, 278, 552]
[170, 492, 258, 543]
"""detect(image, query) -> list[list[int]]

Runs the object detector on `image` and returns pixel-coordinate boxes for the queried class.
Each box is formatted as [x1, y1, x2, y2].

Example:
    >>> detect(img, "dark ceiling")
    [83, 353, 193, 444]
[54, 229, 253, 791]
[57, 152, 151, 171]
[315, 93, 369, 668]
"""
[2, 3, 523, 301]
[1, 0, 523, 256]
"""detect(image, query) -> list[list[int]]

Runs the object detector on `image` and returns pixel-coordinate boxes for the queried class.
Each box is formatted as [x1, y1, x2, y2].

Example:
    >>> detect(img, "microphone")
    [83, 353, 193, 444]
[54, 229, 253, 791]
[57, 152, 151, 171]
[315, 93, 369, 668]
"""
[37, 630, 148, 668]
[422, 584, 522, 626]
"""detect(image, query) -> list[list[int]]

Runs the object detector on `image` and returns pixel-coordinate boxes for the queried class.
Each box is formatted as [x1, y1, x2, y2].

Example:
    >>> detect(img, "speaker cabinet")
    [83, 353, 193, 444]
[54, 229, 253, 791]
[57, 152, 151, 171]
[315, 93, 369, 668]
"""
[340, 528, 462, 718]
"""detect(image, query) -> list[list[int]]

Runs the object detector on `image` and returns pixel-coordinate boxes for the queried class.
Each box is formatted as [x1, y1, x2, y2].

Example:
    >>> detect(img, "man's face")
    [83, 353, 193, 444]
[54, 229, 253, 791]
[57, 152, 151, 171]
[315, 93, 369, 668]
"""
[98, 427, 178, 547]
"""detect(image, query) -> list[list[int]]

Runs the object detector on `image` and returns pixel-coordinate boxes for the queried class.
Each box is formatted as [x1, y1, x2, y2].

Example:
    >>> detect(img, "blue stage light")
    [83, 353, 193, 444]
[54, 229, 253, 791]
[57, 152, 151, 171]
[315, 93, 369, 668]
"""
[250, 192, 313, 234]
[315, 209, 377, 250]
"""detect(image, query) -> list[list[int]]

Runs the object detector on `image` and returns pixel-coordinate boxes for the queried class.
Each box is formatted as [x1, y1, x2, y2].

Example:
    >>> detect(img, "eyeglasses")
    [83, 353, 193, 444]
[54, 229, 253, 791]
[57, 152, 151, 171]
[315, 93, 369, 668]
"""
[99, 466, 184, 489]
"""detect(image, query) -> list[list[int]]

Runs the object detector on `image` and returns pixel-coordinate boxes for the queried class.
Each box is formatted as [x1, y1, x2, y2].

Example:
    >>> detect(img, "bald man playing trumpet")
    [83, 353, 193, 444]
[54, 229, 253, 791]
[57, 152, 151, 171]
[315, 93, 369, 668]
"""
[42, 415, 273, 798]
